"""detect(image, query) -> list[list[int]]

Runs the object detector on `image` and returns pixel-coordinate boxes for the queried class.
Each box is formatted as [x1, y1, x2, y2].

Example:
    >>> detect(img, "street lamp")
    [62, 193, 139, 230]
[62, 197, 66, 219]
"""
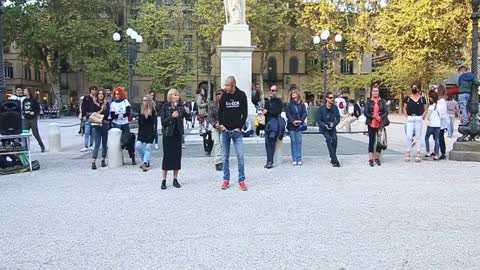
[0, 0, 6, 102]
[458, 0, 480, 141]
[113, 28, 143, 102]
[313, 30, 343, 101]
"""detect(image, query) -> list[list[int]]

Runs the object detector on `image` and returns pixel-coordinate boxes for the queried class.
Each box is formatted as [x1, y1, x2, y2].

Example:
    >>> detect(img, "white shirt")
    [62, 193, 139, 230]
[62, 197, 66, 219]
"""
[335, 97, 346, 115]
[9, 95, 26, 119]
[437, 98, 449, 129]
[427, 103, 441, 128]
[347, 104, 354, 114]
[110, 99, 131, 125]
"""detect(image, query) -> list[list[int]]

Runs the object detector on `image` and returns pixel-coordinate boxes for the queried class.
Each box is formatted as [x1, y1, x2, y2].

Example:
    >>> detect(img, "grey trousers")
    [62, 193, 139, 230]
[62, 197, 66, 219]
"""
[23, 117, 45, 149]
[212, 128, 223, 165]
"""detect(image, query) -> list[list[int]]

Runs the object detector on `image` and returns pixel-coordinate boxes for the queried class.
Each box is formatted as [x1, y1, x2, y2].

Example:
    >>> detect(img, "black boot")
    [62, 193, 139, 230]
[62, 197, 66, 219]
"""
[161, 180, 167, 190]
[91, 162, 97, 170]
[173, 178, 181, 188]
[131, 157, 136, 165]
[101, 159, 107, 167]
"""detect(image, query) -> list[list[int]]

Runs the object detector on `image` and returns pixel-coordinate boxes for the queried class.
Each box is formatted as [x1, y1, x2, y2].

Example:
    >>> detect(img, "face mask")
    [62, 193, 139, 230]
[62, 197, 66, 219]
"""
[412, 89, 418, 94]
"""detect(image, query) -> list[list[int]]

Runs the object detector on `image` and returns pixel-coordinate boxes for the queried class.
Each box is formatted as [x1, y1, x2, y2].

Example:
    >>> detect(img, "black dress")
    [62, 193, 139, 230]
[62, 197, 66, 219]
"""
[160, 103, 190, 171]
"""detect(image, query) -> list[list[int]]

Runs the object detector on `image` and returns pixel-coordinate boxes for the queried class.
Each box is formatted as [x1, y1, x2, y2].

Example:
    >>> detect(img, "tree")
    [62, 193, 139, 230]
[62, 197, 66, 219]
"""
[84, 42, 129, 88]
[135, 2, 189, 100]
[374, 0, 470, 90]
[3, 0, 116, 108]
[247, 0, 289, 98]
[194, 0, 224, 101]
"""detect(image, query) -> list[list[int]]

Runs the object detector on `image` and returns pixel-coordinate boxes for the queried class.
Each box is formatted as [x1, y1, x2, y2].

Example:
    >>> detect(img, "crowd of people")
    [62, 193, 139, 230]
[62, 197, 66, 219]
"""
[10, 63, 478, 190]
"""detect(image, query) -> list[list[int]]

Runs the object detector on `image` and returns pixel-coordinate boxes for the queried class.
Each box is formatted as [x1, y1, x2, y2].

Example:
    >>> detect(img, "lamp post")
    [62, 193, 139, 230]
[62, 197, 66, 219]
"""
[457, 0, 480, 141]
[113, 28, 143, 102]
[313, 30, 343, 101]
[0, 0, 6, 102]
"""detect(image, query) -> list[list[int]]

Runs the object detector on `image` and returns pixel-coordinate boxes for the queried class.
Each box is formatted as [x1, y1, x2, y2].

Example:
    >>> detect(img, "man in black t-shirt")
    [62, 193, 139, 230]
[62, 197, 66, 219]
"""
[262, 85, 283, 169]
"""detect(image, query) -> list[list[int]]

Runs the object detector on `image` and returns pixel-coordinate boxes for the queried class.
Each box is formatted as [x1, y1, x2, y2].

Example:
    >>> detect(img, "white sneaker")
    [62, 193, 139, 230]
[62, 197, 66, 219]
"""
[80, 147, 89, 152]
[182, 145, 186, 149]
[292, 161, 297, 166]
[297, 161, 303, 166]
[89, 146, 95, 151]
[154, 144, 159, 150]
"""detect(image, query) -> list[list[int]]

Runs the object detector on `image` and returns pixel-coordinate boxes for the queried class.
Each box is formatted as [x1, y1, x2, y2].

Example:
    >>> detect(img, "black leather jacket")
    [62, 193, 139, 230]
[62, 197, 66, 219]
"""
[160, 103, 191, 136]
[364, 98, 390, 127]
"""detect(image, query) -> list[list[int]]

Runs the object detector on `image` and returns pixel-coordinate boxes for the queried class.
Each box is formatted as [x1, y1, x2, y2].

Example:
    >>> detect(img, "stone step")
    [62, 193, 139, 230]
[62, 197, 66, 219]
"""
[452, 142, 480, 152]
[449, 150, 480, 162]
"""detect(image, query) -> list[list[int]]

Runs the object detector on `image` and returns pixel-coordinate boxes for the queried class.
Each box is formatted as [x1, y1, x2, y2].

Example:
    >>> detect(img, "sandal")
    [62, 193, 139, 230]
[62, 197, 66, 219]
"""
[415, 152, 421, 163]
[404, 152, 410, 162]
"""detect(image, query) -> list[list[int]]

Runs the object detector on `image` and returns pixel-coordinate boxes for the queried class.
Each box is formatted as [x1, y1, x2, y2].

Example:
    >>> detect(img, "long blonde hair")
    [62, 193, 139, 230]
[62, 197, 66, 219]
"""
[142, 95, 155, 117]
[289, 88, 304, 103]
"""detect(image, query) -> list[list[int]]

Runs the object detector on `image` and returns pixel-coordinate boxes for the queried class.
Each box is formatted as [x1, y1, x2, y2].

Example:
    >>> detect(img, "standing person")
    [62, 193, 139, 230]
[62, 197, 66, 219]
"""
[252, 82, 262, 109]
[196, 88, 208, 134]
[262, 84, 283, 169]
[317, 92, 341, 167]
[337, 99, 361, 132]
[78, 96, 85, 136]
[109, 86, 131, 132]
[136, 95, 157, 172]
[80, 85, 98, 152]
[286, 88, 307, 166]
[218, 76, 248, 191]
[91, 88, 110, 170]
[403, 84, 427, 162]
[424, 92, 441, 160]
[22, 88, 45, 152]
[457, 65, 479, 125]
[149, 90, 161, 150]
[335, 93, 347, 118]
[436, 85, 449, 159]
[189, 99, 198, 128]
[208, 89, 224, 171]
[364, 86, 389, 167]
[10, 86, 26, 127]
[446, 96, 459, 137]
[160, 88, 191, 190]
[105, 87, 113, 105]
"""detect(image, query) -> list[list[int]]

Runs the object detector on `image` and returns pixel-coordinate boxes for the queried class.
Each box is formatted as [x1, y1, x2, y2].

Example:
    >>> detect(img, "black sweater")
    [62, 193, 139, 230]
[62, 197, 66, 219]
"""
[264, 97, 283, 124]
[22, 97, 41, 119]
[218, 87, 248, 130]
[138, 111, 157, 143]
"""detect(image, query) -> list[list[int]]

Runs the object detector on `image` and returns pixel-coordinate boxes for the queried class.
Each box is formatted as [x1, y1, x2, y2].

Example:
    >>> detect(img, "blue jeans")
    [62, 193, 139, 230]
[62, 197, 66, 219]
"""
[84, 120, 95, 147]
[222, 130, 245, 182]
[135, 141, 152, 164]
[265, 136, 276, 164]
[458, 93, 470, 124]
[289, 130, 303, 162]
[424, 126, 440, 156]
[447, 115, 455, 137]
[322, 129, 338, 162]
[92, 124, 109, 159]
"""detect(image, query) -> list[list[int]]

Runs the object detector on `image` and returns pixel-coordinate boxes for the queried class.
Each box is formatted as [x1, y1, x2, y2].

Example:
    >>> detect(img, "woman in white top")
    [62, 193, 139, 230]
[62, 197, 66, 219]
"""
[424, 92, 442, 160]
[436, 85, 449, 159]
[109, 86, 131, 132]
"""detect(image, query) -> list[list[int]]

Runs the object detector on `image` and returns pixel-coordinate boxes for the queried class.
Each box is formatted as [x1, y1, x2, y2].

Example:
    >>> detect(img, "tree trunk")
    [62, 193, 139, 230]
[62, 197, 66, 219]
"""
[48, 71, 62, 109]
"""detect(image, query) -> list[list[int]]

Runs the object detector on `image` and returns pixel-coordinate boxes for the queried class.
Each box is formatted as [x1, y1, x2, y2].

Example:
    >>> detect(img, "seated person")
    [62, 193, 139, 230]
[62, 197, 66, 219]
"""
[242, 118, 254, 137]
[337, 99, 361, 132]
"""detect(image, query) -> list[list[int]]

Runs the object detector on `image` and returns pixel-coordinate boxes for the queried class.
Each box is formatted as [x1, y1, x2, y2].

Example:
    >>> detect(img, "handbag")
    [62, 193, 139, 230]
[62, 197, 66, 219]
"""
[294, 104, 307, 131]
[89, 112, 104, 124]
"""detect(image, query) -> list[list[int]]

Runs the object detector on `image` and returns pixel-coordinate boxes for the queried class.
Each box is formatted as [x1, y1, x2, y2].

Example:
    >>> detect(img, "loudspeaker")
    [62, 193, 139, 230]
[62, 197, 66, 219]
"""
[0, 100, 22, 135]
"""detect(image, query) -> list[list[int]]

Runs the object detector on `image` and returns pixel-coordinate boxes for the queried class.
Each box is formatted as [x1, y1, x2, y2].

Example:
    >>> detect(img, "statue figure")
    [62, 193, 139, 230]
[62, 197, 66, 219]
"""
[224, 0, 246, 25]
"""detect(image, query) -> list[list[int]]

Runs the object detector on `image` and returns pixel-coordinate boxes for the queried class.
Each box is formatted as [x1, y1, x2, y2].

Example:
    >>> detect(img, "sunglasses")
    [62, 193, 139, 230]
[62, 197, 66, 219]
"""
[270, 90, 277, 92]
[326, 96, 334, 99]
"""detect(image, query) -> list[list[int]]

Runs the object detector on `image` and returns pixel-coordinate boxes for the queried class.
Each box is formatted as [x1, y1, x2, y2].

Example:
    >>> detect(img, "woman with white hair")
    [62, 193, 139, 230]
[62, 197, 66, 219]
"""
[159, 88, 191, 190]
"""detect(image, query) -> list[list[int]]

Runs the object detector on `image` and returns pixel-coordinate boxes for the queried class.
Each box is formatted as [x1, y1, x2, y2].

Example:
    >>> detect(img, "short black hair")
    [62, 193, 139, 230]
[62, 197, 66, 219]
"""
[349, 99, 355, 103]
[15, 85, 23, 89]
[325, 91, 333, 98]
[88, 85, 98, 93]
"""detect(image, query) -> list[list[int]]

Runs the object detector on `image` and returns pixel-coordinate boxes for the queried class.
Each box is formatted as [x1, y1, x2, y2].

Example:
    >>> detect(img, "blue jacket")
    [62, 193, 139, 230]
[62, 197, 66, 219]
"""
[317, 105, 340, 133]
[265, 116, 286, 140]
[286, 101, 307, 131]
[458, 72, 479, 94]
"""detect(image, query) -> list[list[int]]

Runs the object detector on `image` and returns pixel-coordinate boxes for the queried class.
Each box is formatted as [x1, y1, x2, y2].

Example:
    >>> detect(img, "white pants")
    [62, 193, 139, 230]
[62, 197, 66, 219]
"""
[405, 116, 423, 153]
[337, 115, 357, 132]
[212, 128, 223, 165]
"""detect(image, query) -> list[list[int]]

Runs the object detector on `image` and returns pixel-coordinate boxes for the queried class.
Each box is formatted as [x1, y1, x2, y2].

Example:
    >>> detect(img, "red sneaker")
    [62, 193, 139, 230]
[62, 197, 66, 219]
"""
[239, 181, 248, 191]
[221, 181, 230, 190]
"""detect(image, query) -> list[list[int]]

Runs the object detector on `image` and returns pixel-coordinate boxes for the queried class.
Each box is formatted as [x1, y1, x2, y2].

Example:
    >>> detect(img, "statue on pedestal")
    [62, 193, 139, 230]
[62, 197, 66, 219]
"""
[224, 0, 246, 25]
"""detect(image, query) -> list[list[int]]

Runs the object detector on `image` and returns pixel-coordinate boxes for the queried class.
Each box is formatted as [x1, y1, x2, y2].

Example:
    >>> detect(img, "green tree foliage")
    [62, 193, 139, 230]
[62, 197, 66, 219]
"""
[135, 2, 189, 98]
[84, 42, 129, 88]
[3, 0, 115, 108]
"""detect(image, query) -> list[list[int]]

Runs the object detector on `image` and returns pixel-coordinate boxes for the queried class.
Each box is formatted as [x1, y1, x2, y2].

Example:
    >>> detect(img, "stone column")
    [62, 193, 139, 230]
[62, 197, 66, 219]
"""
[107, 128, 123, 168]
[48, 123, 61, 152]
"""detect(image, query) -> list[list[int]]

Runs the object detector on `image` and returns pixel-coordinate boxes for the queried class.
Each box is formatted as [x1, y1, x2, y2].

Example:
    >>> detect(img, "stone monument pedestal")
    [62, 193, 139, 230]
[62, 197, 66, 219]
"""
[218, 24, 256, 116]
[449, 141, 480, 162]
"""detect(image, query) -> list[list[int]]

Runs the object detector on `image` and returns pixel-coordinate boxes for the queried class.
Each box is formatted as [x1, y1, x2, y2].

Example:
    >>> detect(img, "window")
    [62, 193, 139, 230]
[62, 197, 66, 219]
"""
[4, 63, 13, 78]
[184, 58, 193, 73]
[201, 58, 211, 73]
[183, 11, 192, 29]
[340, 59, 354, 74]
[266, 57, 277, 82]
[24, 65, 32, 80]
[289, 57, 299, 74]
[185, 86, 193, 97]
[184, 35, 193, 52]
[290, 37, 297, 50]
[165, 0, 174, 6]
[44, 71, 48, 83]
[164, 35, 172, 48]
[35, 69, 41, 81]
